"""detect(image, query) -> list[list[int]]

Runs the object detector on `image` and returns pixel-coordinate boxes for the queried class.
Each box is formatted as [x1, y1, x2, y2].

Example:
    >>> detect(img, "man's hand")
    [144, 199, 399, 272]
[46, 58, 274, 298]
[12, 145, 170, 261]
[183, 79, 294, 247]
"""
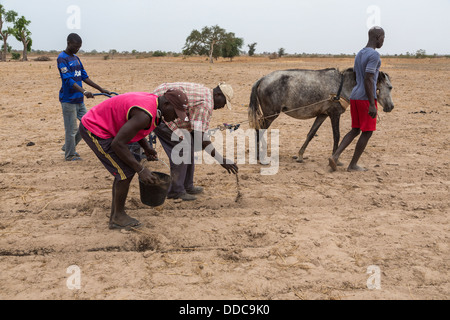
[221, 161, 238, 174]
[100, 88, 112, 95]
[201, 135, 238, 174]
[138, 168, 158, 184]
[144, 148, 158, 161]
[83, 90, 94, 98]
[368, 103, 377, 119]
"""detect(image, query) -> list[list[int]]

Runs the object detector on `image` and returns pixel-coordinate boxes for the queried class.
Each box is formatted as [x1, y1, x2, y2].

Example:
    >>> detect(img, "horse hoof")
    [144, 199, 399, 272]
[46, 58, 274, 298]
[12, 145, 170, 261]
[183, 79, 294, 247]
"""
[296, 158, 304, 163]
[292, 156, 298, 160]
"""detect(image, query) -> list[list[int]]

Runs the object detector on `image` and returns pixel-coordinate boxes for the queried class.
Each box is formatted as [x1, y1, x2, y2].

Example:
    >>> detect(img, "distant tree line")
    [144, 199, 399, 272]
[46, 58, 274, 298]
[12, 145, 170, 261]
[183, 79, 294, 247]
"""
[28, 47, 450, 61]
[0, 4, 32, 61]
[1, 12, 447, 63]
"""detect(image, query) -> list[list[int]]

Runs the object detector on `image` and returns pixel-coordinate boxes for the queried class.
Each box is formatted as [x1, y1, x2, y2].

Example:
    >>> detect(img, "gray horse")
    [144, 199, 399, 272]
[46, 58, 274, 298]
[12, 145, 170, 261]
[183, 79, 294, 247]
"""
[248, 68, 394, 162]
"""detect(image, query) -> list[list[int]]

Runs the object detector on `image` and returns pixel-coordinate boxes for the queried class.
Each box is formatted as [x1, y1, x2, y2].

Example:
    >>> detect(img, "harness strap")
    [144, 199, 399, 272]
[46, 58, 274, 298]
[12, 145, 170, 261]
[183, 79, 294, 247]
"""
[333, 73, 345, 101]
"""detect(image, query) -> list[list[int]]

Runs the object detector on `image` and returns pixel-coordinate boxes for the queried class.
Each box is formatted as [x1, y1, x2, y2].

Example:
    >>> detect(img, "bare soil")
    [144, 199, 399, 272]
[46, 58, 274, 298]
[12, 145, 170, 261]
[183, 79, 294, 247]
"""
[0, 56, 449, 300]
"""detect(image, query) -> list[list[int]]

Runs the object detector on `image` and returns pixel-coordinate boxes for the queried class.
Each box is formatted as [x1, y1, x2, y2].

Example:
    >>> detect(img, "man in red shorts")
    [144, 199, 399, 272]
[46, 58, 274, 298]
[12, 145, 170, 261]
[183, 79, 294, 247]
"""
[329, 26, 385, 172]
[79, 90, 189, 230]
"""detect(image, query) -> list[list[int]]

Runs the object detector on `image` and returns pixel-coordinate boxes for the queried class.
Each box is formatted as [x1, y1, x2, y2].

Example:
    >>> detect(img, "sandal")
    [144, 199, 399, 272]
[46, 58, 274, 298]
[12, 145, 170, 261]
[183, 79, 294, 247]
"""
[109, 218, 141, 230]
[66, 156, 82, 161]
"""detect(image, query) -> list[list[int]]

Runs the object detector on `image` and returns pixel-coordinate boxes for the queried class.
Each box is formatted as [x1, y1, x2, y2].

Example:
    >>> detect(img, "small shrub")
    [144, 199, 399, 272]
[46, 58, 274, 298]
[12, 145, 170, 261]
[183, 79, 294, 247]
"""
[11, 52, 21, 60]
[34, 56, 51, 62]
[152, 50, 167, 57]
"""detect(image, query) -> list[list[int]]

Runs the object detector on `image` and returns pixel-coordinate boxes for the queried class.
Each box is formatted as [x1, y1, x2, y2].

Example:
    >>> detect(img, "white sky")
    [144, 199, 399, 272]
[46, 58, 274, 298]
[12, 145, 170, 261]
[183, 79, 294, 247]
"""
[1, 0, 449, 55]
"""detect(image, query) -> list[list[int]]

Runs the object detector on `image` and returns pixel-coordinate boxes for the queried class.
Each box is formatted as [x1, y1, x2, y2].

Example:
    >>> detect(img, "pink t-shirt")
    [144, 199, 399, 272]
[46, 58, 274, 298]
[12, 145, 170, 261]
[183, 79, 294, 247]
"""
[81, 92, 159, 143]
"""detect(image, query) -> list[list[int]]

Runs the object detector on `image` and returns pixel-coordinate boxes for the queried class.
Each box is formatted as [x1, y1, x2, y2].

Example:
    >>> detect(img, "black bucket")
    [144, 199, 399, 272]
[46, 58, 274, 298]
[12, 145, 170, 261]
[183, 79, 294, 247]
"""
[139, 172, 171, 207]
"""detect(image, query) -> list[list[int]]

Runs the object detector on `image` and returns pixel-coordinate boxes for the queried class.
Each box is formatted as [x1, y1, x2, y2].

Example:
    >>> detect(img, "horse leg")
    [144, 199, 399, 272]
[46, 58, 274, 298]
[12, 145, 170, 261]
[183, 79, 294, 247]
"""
[255, 113, 278, 163]
[329, 107, 344, 166]
[255, 129, 260, 161]
[296, 114, 327, 163]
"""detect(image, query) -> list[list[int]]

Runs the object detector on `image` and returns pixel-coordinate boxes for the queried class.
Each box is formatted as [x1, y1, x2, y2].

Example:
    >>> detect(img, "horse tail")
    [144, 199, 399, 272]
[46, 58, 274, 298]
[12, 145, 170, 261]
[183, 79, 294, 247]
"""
[248, 78, 264, 129]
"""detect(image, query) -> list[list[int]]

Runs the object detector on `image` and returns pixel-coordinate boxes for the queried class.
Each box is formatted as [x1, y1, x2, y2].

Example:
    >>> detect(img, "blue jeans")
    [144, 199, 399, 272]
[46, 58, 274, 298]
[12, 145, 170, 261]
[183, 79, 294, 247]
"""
[61, 102, 87, 160]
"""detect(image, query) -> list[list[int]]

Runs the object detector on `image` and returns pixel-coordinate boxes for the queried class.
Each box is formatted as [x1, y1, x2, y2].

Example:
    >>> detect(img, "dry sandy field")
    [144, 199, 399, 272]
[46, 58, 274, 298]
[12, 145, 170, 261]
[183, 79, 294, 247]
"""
[0, 55, 449, 300]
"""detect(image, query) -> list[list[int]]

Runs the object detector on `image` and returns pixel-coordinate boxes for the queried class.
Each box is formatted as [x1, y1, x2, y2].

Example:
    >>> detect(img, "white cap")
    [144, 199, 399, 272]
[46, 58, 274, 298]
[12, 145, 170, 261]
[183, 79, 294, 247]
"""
[218, 83, 234, 110]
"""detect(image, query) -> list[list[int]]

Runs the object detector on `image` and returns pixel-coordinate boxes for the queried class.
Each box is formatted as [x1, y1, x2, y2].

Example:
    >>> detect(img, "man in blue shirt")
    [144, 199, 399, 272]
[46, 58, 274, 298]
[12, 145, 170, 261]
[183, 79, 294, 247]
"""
[58, 33, 110, 161]
[329, 27, 385, 172]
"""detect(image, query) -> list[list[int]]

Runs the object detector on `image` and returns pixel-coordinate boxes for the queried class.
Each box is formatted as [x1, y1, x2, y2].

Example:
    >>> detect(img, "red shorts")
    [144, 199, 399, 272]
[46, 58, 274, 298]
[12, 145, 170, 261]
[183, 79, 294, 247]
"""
[350, 100, 377, 132]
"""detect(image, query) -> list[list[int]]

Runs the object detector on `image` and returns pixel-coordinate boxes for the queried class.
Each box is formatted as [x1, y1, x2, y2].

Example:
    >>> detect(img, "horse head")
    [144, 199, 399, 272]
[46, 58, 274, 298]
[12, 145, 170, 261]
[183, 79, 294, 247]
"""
[377, 72, 394, 112]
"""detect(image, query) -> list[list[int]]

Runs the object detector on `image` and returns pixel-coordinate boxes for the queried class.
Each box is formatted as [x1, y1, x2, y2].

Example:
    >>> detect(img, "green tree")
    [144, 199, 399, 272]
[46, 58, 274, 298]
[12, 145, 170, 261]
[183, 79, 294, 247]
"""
[109, 49, 118, 59]
[12, 15, 32, 61]
[248, 42, 257, 56]
[0, 5, 18, 62]
[183, 25, 228, 63]
[183, 29, 207, 56]
[278, 47, 286, 58]
[221, 33, 244, 61]
[415, 49, 427, 59]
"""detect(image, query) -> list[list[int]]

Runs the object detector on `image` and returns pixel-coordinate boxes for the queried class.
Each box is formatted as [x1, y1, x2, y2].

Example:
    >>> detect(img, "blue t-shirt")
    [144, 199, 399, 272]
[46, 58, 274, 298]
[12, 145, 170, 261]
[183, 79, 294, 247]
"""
[350, 47, 381, 101]
[57, 51, 89, 104]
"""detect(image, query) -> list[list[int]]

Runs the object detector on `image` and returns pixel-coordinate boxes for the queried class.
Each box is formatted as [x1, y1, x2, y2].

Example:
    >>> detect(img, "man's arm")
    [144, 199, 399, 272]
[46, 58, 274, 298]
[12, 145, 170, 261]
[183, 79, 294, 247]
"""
[138, 137, 158, 161]
[58, 58, 77, 89]
[111, 108, 157, 183]
[71, 82, 93, 98]
[200, 131, 238, 174]
[70, 79, 109, 99]
[78, 58, 110, 97]
[83, 78, 110, 96]
[364, 72, 377, 119]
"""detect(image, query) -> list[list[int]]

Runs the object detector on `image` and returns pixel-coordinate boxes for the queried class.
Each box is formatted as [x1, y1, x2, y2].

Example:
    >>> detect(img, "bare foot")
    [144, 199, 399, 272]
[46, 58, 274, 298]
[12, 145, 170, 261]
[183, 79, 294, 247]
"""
[347, 165, 368, 172]
[328, 157, 338, 172]
[110, 212, 140, 228]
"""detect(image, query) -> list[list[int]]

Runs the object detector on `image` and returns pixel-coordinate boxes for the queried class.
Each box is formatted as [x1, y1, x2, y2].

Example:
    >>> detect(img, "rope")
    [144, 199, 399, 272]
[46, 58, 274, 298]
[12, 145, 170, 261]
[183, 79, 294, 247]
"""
[253, 96, 348, 123]
[208, 95, 348, 134]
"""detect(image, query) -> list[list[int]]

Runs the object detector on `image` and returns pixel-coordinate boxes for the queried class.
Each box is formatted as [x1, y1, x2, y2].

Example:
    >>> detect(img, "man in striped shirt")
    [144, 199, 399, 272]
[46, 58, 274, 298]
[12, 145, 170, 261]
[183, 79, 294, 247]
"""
[152, 82, 238, 201]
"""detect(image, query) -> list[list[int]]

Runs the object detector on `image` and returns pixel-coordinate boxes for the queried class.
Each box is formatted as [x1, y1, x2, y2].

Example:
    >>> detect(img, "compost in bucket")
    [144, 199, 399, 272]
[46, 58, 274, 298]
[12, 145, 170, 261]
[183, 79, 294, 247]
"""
[139, 172, 171, 207]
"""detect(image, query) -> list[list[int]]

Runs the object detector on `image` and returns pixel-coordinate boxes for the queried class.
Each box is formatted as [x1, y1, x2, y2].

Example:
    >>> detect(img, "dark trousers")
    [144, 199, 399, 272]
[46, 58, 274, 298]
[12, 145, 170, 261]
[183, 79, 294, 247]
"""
[154, 123, 195, 195]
